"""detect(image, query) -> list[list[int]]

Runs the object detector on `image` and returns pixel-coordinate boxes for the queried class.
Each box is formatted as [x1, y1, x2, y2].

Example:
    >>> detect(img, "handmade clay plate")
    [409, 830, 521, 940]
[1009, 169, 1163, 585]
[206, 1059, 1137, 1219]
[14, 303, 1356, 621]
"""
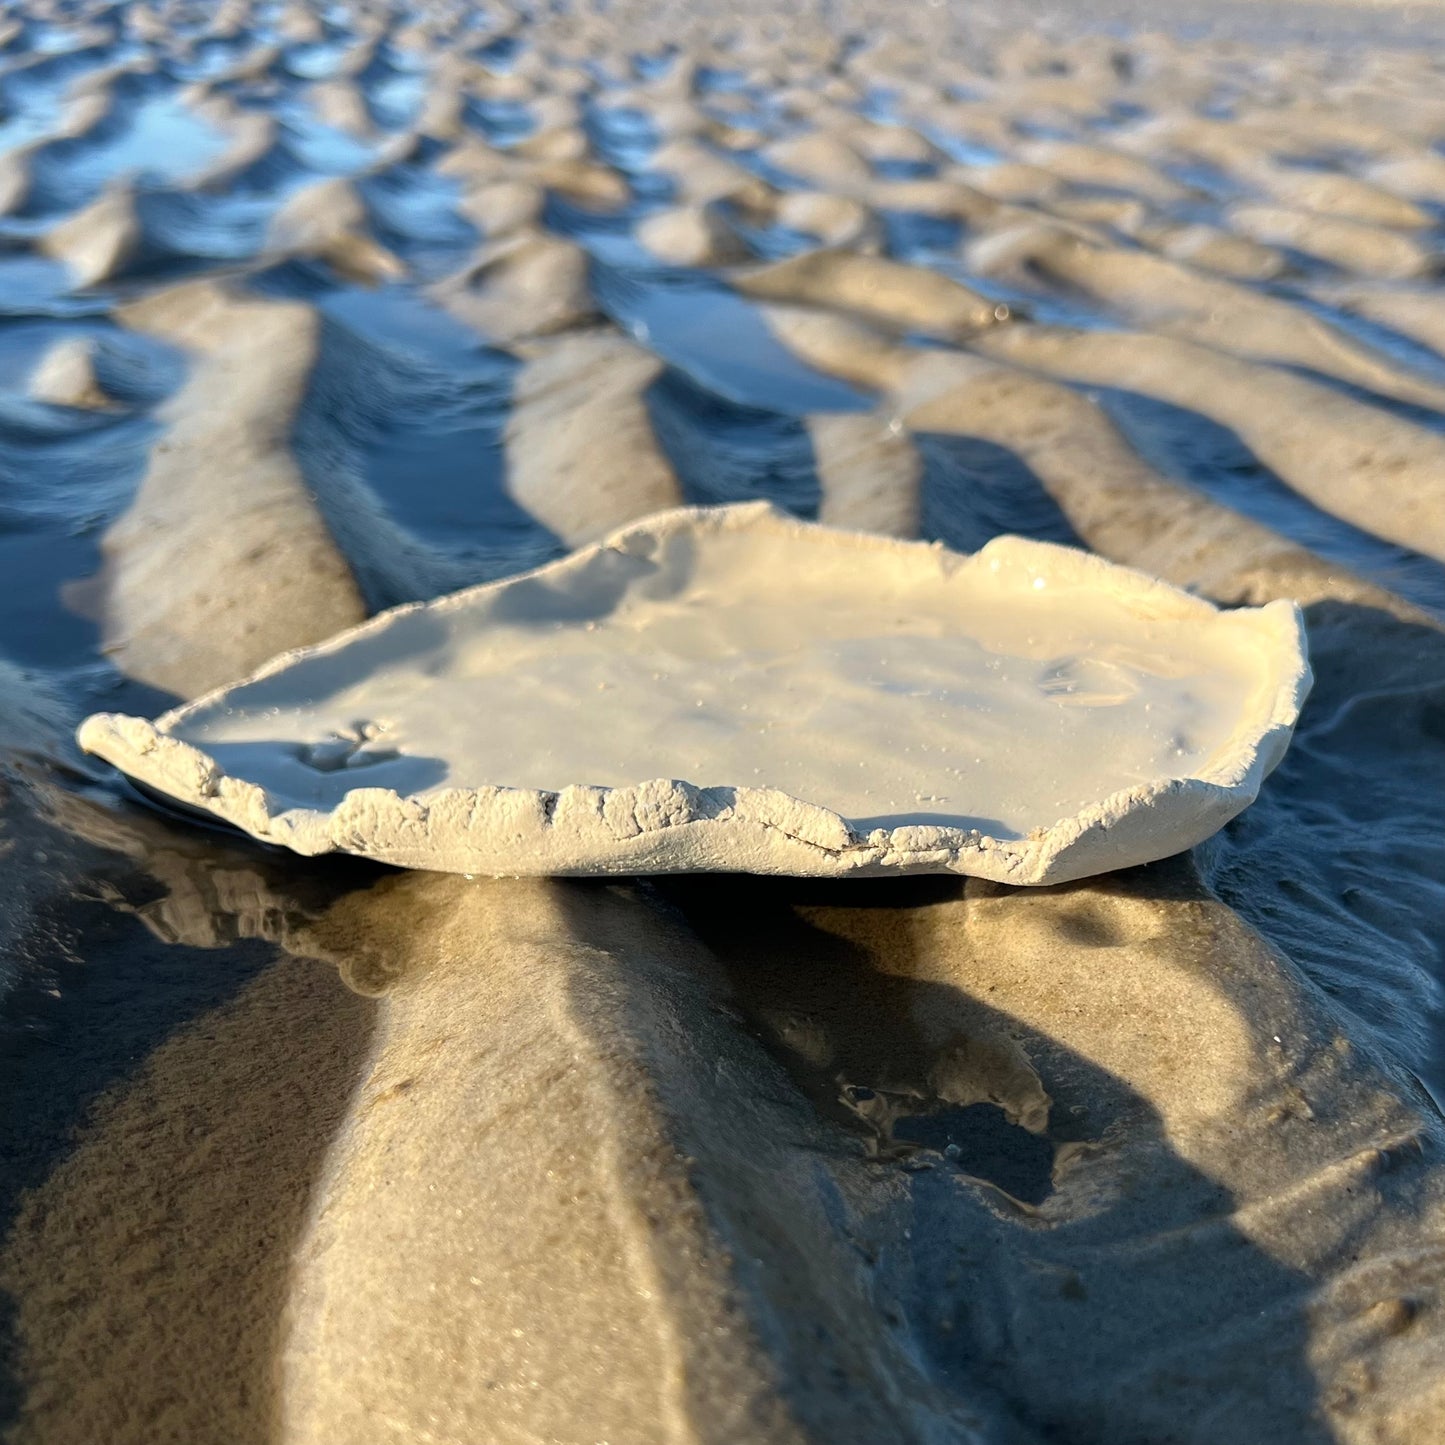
[78, 502, 1311, 883]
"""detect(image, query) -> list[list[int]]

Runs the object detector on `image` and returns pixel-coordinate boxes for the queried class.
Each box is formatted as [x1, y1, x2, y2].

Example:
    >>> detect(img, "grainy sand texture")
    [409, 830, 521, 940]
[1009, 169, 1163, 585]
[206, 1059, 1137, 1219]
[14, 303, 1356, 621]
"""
[3, 1, 1445, 1443]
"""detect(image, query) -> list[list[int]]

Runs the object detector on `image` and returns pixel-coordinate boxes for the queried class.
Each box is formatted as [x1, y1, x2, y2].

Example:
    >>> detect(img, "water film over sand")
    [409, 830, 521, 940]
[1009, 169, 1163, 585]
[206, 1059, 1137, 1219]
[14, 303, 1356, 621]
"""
[2, 1, 1445, 1443]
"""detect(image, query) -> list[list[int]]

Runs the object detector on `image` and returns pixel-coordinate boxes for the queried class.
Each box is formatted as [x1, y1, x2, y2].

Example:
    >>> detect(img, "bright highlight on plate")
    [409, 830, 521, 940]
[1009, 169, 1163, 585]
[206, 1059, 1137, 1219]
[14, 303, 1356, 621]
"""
[78, 502, 1311, 884]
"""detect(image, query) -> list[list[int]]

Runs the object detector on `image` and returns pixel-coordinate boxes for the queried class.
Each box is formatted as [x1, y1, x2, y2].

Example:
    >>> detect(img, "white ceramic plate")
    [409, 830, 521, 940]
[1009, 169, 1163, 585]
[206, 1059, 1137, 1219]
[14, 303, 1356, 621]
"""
[79, 502, 1311, 883]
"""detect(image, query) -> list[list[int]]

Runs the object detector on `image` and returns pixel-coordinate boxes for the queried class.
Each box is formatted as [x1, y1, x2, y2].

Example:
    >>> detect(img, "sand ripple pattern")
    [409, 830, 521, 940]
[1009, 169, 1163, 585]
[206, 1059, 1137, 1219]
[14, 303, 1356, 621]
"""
[2, 1, 1445, 1443]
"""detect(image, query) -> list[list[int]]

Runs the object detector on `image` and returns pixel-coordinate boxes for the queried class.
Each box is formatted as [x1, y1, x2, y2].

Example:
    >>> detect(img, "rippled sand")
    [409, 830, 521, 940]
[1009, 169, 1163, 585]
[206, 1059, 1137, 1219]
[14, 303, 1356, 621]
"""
[3, 0, 1445, 1441]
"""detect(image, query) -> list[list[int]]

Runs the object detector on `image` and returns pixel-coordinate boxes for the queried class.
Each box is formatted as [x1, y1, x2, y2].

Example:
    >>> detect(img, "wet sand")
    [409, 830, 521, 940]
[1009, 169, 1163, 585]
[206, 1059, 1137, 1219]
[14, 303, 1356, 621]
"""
[3, 0, 1445, 1441]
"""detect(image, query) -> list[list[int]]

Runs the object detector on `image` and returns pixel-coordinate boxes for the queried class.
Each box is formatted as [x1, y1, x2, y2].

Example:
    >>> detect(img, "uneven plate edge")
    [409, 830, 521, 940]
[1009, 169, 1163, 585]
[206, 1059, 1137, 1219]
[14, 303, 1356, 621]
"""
[74, 502, 1314, 885]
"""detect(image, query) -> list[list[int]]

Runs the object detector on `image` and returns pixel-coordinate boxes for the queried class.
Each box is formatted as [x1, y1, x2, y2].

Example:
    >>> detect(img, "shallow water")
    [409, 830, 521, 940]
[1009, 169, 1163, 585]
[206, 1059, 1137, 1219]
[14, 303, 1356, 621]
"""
[591, 254, 874, 412]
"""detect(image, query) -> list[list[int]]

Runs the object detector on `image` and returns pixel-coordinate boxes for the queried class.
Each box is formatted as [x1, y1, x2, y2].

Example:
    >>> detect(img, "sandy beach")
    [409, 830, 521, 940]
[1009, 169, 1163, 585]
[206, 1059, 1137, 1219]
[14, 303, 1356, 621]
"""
[3, 0, 1445, 1441]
